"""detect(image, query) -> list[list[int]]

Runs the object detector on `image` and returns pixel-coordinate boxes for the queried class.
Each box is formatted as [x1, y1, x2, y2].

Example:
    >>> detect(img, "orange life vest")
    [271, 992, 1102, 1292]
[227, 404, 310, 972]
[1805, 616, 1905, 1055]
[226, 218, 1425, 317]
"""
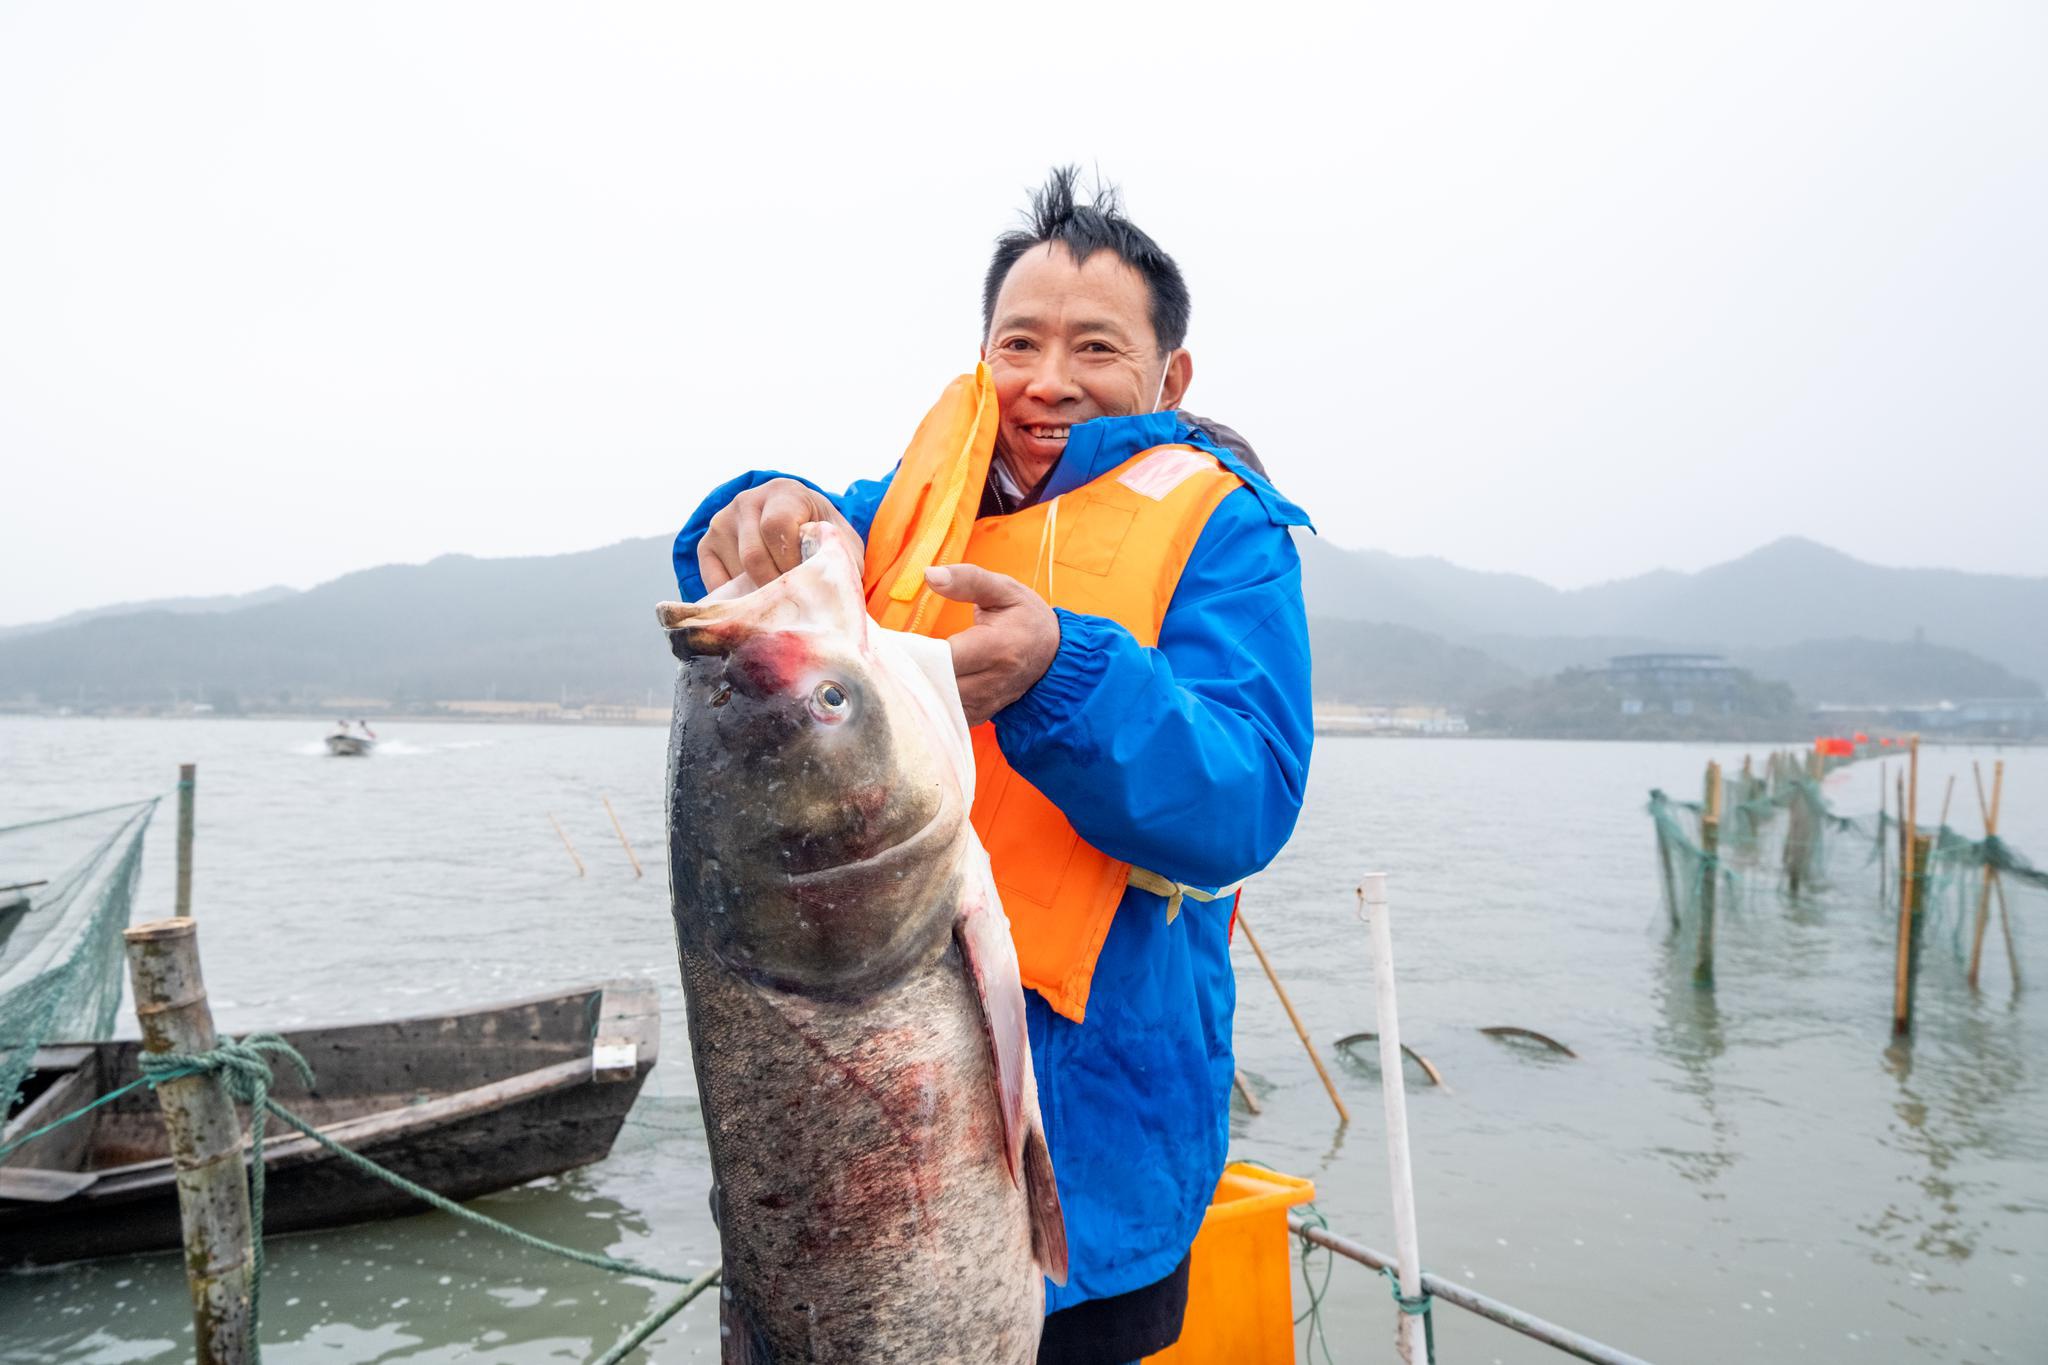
[863, 367, 1245, 1022]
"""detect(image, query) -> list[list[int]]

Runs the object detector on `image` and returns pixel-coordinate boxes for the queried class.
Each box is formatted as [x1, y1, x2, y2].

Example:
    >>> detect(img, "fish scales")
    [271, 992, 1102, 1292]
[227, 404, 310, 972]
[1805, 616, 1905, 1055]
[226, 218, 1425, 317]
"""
[679, 946, 1038, 1360]
[658, 525, 1065, 1364]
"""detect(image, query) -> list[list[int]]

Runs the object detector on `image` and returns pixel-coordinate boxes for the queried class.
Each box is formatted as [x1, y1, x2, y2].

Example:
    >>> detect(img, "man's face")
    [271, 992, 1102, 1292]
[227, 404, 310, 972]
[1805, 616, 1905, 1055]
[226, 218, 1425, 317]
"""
[982, 244, 1189, 482]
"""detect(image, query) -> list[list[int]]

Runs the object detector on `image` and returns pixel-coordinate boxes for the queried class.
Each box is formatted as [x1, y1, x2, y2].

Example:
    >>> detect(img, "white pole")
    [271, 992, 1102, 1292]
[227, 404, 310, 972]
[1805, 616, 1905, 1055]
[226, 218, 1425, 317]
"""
[1362, 873, 1425, 1364]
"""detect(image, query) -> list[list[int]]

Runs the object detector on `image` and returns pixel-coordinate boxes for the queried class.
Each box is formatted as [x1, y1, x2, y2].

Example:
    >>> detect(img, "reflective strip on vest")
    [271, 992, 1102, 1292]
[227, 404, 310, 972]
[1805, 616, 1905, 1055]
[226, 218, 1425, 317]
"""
[861, 373, 1245, 1023]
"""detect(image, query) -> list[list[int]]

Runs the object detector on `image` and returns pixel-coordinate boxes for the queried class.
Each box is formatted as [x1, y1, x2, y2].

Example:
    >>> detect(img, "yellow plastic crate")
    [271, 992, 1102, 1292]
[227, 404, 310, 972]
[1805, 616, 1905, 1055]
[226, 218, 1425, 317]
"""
[1147, 1162, 1317, 1364]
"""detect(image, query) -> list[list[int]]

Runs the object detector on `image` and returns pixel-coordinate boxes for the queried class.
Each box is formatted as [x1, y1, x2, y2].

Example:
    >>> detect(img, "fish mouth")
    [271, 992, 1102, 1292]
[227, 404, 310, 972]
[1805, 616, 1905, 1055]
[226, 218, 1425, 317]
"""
[783, 785, 963, 891]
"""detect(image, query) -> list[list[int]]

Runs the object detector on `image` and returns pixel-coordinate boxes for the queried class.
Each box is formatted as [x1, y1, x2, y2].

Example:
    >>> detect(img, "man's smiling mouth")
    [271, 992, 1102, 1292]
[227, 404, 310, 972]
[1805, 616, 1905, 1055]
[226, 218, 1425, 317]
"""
[1024, 425, 1069, 440]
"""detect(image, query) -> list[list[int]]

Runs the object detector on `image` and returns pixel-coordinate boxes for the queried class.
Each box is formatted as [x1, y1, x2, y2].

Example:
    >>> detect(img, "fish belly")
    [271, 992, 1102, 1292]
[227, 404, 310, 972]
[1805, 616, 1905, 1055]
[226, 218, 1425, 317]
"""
[681, 951, 1042, 1364]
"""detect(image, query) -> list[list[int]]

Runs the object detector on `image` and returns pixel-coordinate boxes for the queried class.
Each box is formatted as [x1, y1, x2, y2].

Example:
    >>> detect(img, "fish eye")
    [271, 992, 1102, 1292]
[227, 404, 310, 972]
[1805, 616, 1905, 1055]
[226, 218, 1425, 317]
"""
[810, 681, 851, 723]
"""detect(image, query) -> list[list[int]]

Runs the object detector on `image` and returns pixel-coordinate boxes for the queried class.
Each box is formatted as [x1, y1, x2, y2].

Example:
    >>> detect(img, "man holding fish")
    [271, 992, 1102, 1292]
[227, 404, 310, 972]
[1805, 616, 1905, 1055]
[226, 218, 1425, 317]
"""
[670, 167, 1313, 1362]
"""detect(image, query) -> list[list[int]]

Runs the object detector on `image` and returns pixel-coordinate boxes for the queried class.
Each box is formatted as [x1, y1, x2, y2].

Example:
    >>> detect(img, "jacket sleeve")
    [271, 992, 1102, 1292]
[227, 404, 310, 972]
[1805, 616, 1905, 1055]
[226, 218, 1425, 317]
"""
[671, 468, 897, 599]
[992, 488, 1314, 889]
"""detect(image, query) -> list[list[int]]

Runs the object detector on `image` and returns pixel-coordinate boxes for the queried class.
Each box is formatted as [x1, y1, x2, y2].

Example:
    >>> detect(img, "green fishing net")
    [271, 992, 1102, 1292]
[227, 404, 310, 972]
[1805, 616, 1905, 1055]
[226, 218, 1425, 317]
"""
[1648, 751, 2040, 988]
[0, 799, 158, 1116]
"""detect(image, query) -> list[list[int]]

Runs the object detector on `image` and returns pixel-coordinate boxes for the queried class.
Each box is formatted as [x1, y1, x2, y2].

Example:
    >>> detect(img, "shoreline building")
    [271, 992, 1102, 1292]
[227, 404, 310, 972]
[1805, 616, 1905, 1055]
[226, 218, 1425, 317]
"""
[1601, 652, 1741, 717]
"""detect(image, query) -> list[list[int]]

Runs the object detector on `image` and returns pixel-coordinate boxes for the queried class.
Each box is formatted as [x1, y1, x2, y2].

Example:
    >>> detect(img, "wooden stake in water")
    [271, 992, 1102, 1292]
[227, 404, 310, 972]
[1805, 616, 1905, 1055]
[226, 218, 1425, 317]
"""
[1236, 903, 1349, 1125]
[1696, 761, 1722, 987]
[1995, 873, 2021, 992]
[1360, 873, 1426, 1365]
[1968, 761, 2007, 990]
[549, 812, 586, 878]
[1877, 763, 1889, 895]
[1896, 771, 1907, 897]
[1784, 763, 1812, 899]
[176, 763, 196, 918]
[1892, 737, 1920, 1035]
[1655, 817, 1682, 929]
[602, 796, 644, 879]
[123, 918, 253, 1364]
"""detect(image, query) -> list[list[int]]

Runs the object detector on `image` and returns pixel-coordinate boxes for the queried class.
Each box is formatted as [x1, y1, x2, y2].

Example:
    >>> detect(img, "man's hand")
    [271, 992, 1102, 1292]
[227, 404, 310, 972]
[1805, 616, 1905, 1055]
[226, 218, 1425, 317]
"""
[925, 565, 1061, 727]
[699, 479, 861, 592]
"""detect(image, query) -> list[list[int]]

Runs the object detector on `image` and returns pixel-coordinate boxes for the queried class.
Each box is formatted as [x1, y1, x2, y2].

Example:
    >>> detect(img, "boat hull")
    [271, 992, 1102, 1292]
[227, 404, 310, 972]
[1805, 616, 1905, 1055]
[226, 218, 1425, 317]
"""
[0, 982, 657, 1266]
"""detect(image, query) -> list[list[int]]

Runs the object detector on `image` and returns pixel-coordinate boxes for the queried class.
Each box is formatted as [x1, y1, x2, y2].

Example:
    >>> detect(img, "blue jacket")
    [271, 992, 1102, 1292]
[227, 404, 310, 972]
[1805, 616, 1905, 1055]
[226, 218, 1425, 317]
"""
[672, 410, 1315, 1309]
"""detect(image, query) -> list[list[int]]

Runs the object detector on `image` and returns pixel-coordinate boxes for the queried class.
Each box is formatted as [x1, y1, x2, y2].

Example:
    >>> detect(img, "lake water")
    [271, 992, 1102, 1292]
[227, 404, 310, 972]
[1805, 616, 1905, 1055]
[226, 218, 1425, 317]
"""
[2, 717, 2042, 1363]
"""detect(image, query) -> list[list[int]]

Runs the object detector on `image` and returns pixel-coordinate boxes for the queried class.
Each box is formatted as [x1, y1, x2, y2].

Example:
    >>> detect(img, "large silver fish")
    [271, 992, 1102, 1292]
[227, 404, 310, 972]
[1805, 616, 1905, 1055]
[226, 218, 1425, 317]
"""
[657, 524, 1067, 1364]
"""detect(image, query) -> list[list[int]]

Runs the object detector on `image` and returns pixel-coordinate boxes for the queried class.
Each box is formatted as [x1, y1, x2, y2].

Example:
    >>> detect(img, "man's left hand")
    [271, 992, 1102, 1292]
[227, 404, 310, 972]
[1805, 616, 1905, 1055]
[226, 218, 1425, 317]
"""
[924, 565, 1060, 727]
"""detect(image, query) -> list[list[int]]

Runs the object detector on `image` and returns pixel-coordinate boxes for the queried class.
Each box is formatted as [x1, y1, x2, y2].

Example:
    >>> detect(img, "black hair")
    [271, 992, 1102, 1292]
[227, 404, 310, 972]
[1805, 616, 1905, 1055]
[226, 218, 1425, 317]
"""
[981, 166, 1190, 353]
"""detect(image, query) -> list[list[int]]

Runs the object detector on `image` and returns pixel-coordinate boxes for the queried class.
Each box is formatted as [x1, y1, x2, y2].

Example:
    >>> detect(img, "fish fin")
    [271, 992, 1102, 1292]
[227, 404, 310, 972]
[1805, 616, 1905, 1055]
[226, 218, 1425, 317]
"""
[954, 883, 1029, 1185]
[1024, 1118, 1069, 1285]
[955, 857, 1068, 1280]
[721, 1291, 776, 1364]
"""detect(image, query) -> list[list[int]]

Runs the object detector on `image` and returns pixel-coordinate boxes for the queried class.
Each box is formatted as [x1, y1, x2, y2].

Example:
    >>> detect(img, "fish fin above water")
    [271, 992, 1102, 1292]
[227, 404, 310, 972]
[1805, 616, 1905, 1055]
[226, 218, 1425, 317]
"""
[954, 883, 1030, 1185]
[1024, 1118, 1069, 1285]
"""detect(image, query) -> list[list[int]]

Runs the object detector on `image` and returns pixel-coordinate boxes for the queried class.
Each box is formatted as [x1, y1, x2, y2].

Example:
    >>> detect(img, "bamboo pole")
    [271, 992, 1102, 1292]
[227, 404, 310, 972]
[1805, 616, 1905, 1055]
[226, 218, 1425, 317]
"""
[1235, 903, 1348, 1124]
[1968, 761, 2010, 991]
[1784, 771, 1809, 899]
[1878, 763, 1888, 895]
[549, 813, 586, 877]
[1696, 761, 1721, 987]
[124, 918, 253, 1363]
[602, 796, 644, 878]
[1360, 873, 1425, 1365]
[1892, 738, 1919, 1035]
[1995, 874, 2021, 992]
[1909, 832, 1932, 1005]
[176, 763, 196, 918]
[1232, 1069, 1262, 1114]
[1896, 771, 1908, 897]
[1655, 818, 1682, 929]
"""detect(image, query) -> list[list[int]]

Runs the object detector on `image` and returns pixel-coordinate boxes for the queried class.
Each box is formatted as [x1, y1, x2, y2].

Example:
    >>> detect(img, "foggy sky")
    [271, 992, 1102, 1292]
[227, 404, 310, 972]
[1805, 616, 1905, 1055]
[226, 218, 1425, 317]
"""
[3, 2, 2043, 626]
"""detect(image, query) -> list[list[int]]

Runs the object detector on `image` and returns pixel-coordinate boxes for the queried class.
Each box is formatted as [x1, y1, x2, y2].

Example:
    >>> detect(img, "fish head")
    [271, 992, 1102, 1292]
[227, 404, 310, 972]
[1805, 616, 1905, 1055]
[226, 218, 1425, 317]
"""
[658, 523, 971, 998]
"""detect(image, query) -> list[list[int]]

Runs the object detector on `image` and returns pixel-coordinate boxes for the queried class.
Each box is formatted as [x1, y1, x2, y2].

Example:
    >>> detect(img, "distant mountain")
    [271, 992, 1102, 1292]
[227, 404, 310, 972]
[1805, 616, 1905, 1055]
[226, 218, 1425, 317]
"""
[1730, 637, 2043, 707]
[0, 541, 677, 708]
[1460, 633, 1687, 678]
[1308, 619, 1523, 707]
[1, 531, 2038, 714]
[1471, 666, 1804, 742]
[1300, 534, 2048, 686]
[0, 586, 300, 641]
[1294, 536, 1563, 638]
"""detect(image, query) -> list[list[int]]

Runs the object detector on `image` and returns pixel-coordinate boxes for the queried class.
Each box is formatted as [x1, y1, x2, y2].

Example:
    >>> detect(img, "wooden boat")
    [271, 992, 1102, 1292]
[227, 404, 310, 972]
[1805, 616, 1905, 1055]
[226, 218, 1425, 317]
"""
[0, 881, 41, 954]
[325, 732, 374, 756]
[0, 980, 657, 1266]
